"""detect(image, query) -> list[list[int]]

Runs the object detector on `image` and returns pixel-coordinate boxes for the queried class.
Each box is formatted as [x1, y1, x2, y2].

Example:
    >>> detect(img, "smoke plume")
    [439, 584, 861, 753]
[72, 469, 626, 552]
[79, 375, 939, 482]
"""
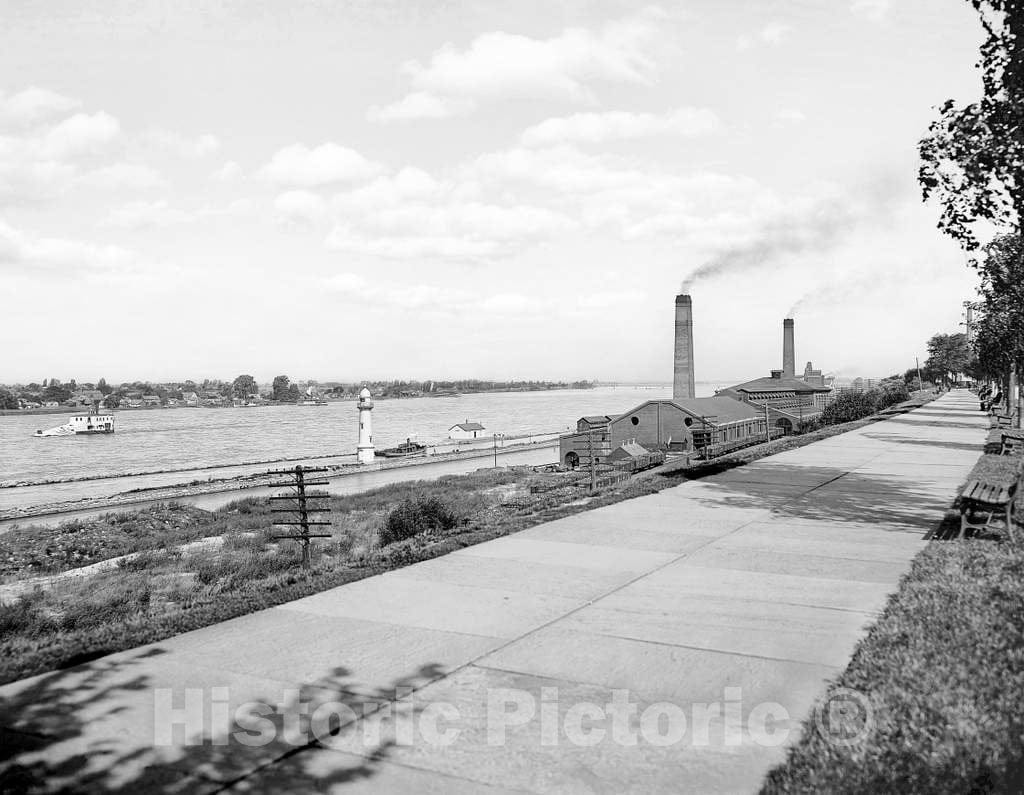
[679, 174, 902, 293]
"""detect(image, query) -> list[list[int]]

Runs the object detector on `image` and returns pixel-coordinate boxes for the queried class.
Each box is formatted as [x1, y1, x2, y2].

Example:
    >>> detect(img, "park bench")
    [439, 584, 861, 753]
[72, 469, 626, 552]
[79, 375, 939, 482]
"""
[959, 456, 1022, 543]
[1000, 431, 1024, 457]
[991, 413, 1014, 429]
[959, 478, 1019, 542]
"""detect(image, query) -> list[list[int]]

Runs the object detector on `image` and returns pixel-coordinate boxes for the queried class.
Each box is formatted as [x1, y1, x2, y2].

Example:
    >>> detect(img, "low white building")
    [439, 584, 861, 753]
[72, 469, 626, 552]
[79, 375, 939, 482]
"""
[448, 420, 487, 440]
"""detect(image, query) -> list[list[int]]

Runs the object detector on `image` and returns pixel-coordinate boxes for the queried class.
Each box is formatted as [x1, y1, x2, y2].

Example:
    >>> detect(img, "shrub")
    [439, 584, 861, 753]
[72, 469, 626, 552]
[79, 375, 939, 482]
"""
[0, 594, 50, 635]
[379, 496, 460, 547]
[58, 577, 151, 631]
[821, 390, 879, 424]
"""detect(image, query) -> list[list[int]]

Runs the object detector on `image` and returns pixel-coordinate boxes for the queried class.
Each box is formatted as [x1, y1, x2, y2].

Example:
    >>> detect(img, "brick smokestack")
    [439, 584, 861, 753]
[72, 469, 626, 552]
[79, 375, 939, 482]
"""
[783, 318, 795, 379]
[673, 294, 696, 400]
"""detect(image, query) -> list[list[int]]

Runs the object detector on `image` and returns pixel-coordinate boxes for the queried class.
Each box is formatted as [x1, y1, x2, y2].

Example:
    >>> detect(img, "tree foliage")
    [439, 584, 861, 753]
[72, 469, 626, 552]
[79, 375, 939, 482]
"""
[271, 375, 290, 401]
[925, 333, 972, 387]
[919, 1, 1024, 248]
[971, 234, 1024, 380]
[231, 374, 257, 399]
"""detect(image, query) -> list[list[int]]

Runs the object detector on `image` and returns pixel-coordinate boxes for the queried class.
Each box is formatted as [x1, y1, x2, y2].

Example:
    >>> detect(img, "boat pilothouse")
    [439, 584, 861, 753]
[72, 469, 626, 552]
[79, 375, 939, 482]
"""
[34, 413, 115, 437]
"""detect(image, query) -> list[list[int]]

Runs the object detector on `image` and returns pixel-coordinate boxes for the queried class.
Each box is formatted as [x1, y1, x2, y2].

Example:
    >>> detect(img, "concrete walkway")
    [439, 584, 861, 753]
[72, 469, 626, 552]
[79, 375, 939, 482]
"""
[0, 392, 989, 793]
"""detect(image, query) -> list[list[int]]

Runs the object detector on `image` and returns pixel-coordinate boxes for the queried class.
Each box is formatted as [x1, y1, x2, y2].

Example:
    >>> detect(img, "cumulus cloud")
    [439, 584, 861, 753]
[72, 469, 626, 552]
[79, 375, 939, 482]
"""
[38, 111, 122, 159]
[772, 108, 807, 127]
[211, 160, 242, 181]
[367, 92, 470, 123]
[851, 0, 890, 22]
[738, 22, 793, 49]
[324, 199, 576, 262]
[371, 6, 666, 121]
[0, 217, 134, 274]
[75, 162, 166, 191]
[258, 142, 383, 188]
[323, 273, 642, 316]
[521, 108, 719, 146]
[0, 87, 80, 127]
[273, 190, 327, 226]
[139, 130, 220, 158]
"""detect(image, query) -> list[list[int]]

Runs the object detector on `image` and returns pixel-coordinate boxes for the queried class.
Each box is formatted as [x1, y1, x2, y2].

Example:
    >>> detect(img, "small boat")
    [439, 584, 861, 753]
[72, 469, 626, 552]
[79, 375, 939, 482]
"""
[34, 413, 115, 437]
[376, 438, 427, 458]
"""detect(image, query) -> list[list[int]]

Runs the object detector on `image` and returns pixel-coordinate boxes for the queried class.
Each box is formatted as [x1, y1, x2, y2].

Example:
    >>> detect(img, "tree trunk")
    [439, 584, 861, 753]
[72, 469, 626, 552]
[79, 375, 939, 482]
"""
[1010, 364, 1019, 427]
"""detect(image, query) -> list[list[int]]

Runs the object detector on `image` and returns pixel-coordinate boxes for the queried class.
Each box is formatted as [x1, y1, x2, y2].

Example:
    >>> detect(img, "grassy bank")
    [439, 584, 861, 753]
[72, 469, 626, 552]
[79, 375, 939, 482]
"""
[761, 538, 1024, 794]
[0, 392, 938, 685]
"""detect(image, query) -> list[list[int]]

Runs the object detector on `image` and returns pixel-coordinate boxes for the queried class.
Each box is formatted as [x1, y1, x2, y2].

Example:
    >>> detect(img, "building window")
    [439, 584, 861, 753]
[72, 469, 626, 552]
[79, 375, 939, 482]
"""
[684, 417, 693, 427]
[631, 416, 639, 426]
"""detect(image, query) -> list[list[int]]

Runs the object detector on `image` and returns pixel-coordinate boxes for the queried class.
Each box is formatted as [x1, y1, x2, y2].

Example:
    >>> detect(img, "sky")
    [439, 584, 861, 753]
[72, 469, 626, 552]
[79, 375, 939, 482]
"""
[0, 0, 986, 384]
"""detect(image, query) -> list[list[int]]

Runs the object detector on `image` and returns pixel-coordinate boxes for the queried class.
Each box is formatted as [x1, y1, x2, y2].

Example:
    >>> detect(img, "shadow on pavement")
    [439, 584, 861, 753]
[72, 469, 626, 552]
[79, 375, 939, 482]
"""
[681, 462, 957, 532]
[0, 646, 446, 793]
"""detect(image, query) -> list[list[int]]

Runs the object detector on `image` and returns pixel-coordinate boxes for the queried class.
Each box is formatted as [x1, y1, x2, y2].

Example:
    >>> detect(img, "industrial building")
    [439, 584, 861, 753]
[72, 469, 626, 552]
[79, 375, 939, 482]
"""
[559, 297, 833, 468]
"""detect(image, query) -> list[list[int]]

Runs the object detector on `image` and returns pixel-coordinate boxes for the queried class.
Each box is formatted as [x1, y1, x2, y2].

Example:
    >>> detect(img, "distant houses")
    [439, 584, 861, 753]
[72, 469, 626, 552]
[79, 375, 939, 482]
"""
[448, 421, 487, 440]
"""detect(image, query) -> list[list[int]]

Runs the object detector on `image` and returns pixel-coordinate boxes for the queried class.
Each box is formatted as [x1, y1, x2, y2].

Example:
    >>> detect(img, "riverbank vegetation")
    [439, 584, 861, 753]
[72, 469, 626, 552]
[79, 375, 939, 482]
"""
[0, 391, 936, 684]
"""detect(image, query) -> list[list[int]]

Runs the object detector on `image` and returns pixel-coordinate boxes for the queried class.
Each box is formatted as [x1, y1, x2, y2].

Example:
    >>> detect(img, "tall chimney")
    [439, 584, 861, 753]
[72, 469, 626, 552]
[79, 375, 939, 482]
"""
[673, 295, 696, 400]
[783, 318, 795, 379]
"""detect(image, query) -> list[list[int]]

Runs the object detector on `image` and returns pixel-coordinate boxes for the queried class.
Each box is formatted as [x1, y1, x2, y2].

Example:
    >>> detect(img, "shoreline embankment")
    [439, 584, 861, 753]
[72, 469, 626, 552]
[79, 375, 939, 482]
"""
[0, 439, 560, 529]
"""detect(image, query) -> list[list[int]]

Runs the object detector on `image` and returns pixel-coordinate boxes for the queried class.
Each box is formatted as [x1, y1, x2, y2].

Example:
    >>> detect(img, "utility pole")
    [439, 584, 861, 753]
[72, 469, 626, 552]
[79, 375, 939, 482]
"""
[269, 465, 332, 567]
[588, 426, 597, 491]
[916, 357, 924, 394]
[764, 403, 771, 443]
[492, 433, 504, 467]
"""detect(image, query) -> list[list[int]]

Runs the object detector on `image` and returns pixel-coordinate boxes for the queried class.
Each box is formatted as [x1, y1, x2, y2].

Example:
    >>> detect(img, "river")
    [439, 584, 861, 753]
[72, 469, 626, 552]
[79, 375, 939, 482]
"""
[1, 384, 729, 518]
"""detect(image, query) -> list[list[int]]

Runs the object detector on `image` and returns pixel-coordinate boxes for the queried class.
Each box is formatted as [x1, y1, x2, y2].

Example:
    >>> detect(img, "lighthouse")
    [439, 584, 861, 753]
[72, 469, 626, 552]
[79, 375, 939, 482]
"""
[356, 387, 375, 464]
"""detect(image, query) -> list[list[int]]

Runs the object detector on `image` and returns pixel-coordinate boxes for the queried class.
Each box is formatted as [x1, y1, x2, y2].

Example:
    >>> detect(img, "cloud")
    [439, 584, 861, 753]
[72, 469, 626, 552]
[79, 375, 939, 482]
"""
[760, 22, 792, 45]
[324, 199, 576, 262]
[367, 92, 470, 123]
[851, 0, 890, 22]
[101, 198, 255, 229]
[738, 22, 793, 49]
[139, 130, 220, 158]
[75, 162, 166, 190]
[258, 142, 383, 188]
[38, 111, 121, 159]
[0, 217, 134, 275]
[371, 6, 666, 121]
[0, 87, 81, 127]
[211, 160, 242, 181]
[520, 108, 719, 146]
[772, 108, 807, 126]
[273, 190, 327, 226]
[323, 273, 643, 316]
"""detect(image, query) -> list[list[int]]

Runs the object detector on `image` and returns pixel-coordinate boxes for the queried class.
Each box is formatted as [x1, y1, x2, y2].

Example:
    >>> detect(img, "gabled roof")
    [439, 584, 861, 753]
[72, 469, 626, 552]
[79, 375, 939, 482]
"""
[669, 396, 765, 423]
[611, 396, 763, 426]
[450, 421, 485, 431]
[610, 441, 651, 458]
[725, 375, 831, 394]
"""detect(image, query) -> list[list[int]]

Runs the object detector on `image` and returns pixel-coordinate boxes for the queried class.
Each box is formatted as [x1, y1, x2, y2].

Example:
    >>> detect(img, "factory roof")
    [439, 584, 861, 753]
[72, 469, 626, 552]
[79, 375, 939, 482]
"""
[669, 396, 765, 423]
[725, 374, 831, 394]
[580, 415, 613, 425]
[612, 397, 763, 426]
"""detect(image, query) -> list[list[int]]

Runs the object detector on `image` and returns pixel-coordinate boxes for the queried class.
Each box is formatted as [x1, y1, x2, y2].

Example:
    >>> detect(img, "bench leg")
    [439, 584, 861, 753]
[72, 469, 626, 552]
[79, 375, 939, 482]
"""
[960, 509, 969, 540]
[1008, 501, 1018, 544]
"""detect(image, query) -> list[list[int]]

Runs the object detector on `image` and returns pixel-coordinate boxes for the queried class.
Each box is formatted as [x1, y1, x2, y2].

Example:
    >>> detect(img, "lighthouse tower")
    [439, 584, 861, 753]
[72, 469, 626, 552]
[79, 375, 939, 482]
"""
[356, 387, 375, 464]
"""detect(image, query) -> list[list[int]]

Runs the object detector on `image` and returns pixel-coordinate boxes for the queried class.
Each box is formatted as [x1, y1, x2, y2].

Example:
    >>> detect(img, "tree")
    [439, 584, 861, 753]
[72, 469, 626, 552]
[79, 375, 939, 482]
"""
[0, 388, 19, 410]
[232, 374, 257, 399]
[272, 375, 291, 401]
[925, 332, 972, 387]
[42, 382, 71, 403]
[970, 234, 1024, 421]
[919, 2, 1024, 249]
[286, 383, 301, 402]
[97, 377, 111, 395]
